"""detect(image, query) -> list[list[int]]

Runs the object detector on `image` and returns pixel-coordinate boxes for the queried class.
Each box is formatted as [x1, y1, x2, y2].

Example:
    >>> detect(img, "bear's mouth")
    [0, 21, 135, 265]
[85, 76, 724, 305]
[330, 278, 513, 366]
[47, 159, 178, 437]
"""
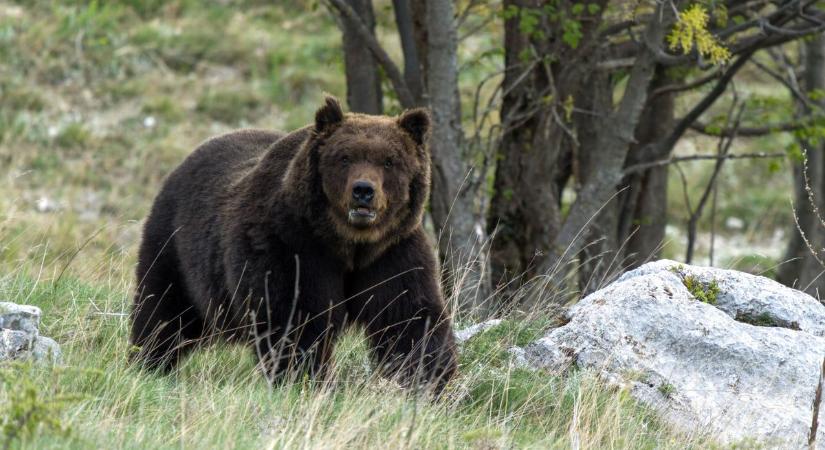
[348, 206, 377, 226]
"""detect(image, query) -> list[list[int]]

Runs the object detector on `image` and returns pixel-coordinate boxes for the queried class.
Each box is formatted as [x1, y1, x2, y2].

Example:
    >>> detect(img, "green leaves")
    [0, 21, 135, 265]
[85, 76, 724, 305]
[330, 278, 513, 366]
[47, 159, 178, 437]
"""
[0, 364, 79, 448]
[502, 1, 598, 50]
[562, 18, 583, 49]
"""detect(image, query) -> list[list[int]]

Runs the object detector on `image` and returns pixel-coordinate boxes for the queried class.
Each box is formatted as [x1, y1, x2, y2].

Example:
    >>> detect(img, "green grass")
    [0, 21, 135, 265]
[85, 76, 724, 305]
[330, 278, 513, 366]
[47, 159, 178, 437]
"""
[0, 0, 768, 447]
[0, 270, 709, 449]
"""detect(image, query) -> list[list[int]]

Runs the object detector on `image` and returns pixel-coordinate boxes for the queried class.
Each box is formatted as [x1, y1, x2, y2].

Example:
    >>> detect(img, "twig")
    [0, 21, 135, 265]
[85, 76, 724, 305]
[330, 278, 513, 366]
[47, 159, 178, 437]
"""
[689, 120, 809, 137]
[710, 170, 719, 266]
[53, 226, 105, 290]
[651, 69, 722, 97]
[686, 97, 745, 263]
[791, 199, 825, 269]
[810, 356, 825, 449]
[802, 152, 825, 234]
[623, 152, 786, 176]
[751, 56, 815, 109]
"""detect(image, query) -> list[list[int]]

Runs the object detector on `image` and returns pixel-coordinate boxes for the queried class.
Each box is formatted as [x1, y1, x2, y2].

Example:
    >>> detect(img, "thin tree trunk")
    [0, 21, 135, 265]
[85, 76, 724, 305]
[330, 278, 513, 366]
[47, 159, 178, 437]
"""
[619, 68, 676, 270]
[577, 67, 674, 294]
[340, 0, 382, 114]
[779, 32, 825, 298]
[392, 0, 424, 104]
[577, 70, 618, 294]
[409, 0, 428, 94]
[426, 0, 489, 311]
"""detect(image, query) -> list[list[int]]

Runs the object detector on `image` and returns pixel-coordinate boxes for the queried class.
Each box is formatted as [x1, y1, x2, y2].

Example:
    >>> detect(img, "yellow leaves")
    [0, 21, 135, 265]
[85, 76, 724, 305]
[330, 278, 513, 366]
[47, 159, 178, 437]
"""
[667, 4, 731, 65]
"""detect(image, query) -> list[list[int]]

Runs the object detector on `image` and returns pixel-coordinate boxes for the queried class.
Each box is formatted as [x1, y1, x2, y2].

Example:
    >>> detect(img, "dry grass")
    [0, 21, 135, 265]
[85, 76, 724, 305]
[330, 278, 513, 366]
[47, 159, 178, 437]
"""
[0, 1, 719, 448]
[0, 260, 710, 449]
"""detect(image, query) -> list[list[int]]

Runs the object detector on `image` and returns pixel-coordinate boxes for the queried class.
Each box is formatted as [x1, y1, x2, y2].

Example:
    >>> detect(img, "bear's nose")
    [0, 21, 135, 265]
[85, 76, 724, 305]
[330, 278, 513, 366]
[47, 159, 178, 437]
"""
[352, 181, 375, 204]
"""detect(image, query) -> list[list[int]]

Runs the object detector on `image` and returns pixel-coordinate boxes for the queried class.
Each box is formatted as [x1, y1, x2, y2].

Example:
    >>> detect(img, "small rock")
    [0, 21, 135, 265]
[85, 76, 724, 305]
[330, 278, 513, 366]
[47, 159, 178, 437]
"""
[35, 196, 59, 213]
[507, 346, 529, 367]
[0, 329, 33, 360]
[724, 216, 745, 230]
[0, 302, 61, 364]
[31, 336, 62, 364]
[454, 319, 503, 343]
[0, 302, 41, 335]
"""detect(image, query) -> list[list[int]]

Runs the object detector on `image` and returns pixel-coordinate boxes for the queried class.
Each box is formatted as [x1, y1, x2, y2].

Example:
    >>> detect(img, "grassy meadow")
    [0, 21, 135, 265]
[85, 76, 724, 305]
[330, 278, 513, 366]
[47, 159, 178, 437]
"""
[0, 0, 788, 448]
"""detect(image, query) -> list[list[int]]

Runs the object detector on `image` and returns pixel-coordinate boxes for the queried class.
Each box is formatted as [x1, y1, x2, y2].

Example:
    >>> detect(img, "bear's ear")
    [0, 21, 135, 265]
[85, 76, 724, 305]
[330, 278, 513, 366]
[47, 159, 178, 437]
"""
[397, 108, 430, 146]
[314, 95, 344, 133]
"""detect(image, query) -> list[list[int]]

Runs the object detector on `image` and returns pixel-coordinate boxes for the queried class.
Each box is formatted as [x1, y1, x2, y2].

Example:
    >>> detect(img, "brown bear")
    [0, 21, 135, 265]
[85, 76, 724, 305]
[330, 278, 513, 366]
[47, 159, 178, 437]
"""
[130, 96, 457, 390]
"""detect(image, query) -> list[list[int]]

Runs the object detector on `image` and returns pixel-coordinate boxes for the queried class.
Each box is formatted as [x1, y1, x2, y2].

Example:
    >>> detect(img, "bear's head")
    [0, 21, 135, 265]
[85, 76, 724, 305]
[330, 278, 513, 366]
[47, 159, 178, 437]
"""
[285, 96, 431, 244]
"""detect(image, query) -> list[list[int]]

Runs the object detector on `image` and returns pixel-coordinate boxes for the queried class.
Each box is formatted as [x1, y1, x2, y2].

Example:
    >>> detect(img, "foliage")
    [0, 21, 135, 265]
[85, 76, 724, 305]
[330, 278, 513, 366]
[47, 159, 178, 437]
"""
[667, 4, 730, 65]
[734, 311, 779, 327]
[657, 382, 676, 398]
[502, 1, 595, 49]
[682, 275, 720, 305]
[0, 364, 78, 450]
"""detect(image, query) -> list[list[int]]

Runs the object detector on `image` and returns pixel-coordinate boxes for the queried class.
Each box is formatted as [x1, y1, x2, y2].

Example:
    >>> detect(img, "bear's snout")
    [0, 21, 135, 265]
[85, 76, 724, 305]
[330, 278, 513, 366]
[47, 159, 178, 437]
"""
[345, 165, 384, 227]
[352, 180, 375, 205]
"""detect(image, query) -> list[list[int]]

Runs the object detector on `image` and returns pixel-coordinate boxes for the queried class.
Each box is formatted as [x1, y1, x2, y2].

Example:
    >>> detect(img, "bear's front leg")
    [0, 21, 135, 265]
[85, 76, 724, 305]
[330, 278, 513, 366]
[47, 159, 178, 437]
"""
[346, 230, 457, 392]
[230, 250, 347, 383]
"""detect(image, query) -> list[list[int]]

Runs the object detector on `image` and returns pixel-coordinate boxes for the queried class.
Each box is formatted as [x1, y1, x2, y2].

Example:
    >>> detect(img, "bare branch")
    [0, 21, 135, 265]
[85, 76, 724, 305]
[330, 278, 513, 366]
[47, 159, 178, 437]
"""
[325, 0, 416, 107]
[751, 56, 815, 109]
[596, 57, 636, 70]
[686, 100, 744, 263]
[640, 50, 754, 161]
[651, 69, 722, 97]
[689, 120, 808, 137]
[622, 152, 786, 175]
[811, 357, 825, 449]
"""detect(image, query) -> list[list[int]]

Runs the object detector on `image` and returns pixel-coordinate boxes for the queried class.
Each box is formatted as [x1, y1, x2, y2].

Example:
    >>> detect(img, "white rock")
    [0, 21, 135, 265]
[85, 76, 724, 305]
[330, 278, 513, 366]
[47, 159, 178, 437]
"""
[35, 196, 59, 213]
[0, 329, 33, 360]
[0, 302, 41, 335]
[31, 336, 62, 364]
[507, 346, 529, 367]
[454, 319, 503, 343]
[0, 302, 61, 364]
[725, 217, 745, 230]
[620, 259, 825, 336]
[516, 260, 825, 448]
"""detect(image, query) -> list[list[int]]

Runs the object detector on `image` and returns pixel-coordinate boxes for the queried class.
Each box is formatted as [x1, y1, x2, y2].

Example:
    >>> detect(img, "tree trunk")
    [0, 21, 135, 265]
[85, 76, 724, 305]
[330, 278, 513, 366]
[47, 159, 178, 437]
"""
[576, 67, 674, 294]
[576, 70, 619, 293]
[618, 67, 676, 269]
[488, 0, 608, 292]
[340, 0, 382, 114]
[488, 0, 562, 289]
[426, 0, 489, 311]
[779, 32, 825, 298]
[392, 0, 425, 104]
[409, 0, 428, 96]
[537, 1, 675, 281]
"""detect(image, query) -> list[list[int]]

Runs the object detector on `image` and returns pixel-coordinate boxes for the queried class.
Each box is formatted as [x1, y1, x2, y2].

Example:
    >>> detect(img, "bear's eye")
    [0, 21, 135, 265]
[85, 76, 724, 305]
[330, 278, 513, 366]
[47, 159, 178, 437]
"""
[341, 156, 350, 165]
[384, 159, 393, 169]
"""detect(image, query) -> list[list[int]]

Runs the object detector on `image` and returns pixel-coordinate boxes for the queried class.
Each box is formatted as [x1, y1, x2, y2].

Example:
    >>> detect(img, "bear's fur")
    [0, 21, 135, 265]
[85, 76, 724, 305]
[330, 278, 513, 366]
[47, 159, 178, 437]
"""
[130, 96, 457, 390]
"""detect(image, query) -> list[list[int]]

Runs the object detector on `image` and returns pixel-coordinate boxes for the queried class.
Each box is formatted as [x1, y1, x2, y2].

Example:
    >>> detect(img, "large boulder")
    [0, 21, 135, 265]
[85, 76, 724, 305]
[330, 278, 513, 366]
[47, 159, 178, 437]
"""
[515, 260, 825, 448]
[0, 302, 61, 364]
